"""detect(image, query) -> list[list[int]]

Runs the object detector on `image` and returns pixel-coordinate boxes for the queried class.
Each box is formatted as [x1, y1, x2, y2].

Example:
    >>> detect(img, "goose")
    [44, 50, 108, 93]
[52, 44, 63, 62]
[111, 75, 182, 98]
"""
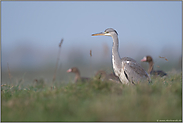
[95, 70, 121, 83]
[92, 28, 151, 84]
[141, 56, 167, 77]
[67, 67, 91, 83]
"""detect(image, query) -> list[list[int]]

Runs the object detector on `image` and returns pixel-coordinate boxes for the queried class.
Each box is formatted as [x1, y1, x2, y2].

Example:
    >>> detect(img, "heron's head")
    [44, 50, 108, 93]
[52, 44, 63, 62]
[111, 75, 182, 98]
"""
[92, 28, 118, 37]
[141, 56, 153, 62]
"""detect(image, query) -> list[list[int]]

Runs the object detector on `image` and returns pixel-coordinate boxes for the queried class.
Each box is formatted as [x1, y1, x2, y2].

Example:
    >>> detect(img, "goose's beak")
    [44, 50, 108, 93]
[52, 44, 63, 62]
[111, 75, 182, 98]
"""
[141, 57, 147, 62]
[67, 69, 72, 73]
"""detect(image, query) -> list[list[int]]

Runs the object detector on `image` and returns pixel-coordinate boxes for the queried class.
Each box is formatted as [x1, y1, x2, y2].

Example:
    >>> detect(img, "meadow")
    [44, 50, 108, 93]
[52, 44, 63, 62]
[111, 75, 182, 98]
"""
[1, 72, 182, 122]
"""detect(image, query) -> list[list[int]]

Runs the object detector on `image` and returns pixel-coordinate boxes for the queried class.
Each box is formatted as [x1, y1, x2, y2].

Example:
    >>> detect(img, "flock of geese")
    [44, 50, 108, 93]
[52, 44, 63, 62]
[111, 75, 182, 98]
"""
[67, 28, 167, 85]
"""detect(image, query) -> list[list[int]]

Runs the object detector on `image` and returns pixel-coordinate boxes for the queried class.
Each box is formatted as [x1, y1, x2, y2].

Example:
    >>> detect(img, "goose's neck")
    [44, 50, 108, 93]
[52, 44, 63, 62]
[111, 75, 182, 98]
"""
[111, 35, 121, 74]
[148, 61, 154, 73]
[75, 72, 81, 82]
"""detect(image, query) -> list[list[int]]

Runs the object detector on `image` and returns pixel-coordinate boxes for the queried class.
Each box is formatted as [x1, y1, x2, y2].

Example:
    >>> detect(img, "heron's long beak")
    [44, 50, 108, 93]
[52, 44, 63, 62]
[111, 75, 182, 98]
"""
[92, 32, 106, 36]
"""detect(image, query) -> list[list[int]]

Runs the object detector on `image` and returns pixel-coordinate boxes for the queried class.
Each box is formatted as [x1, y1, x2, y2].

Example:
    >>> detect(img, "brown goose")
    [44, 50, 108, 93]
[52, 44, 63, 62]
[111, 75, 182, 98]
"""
[92, 28, 151, 84]
[141, 56, 167, 77]
[95, 70, 121, 83]
[67, 67, 91, 83]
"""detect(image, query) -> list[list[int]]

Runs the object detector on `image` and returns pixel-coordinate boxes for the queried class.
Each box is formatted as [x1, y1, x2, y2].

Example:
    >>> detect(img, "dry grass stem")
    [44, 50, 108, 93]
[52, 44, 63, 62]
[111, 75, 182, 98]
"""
[7, 62, 12, 84]
[103, 43, 109, 57]
[59, 38, 64, 47]
[52, 38, 64, 83]
[89, 49, 93, 73]
[159, 56, 168, 61]
[90, 50, 92, 57]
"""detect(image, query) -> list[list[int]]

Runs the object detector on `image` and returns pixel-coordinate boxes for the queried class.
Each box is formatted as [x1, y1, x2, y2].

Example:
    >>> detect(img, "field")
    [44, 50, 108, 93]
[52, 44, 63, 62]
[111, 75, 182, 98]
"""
[1, 72, 182, 122]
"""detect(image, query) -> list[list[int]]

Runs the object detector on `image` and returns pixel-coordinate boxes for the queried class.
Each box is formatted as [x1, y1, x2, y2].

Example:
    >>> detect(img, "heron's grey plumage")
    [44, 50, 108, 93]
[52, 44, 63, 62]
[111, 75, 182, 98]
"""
[92, 28, 151, 84]
[121, 57, 150, 84]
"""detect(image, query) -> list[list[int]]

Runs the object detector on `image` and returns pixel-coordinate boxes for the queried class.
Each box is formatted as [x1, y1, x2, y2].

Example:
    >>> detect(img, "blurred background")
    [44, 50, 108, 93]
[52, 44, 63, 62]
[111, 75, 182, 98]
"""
[1, 1, 182, 85]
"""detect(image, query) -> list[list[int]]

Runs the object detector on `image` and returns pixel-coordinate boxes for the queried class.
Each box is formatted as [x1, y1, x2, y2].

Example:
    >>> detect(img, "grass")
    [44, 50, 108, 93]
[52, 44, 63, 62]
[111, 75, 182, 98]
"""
[1, 73, 182, 122]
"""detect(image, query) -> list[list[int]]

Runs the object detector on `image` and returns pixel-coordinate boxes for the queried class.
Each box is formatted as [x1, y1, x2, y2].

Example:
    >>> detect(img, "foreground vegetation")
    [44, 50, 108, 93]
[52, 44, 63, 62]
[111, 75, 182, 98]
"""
[1, 74, 182, 122]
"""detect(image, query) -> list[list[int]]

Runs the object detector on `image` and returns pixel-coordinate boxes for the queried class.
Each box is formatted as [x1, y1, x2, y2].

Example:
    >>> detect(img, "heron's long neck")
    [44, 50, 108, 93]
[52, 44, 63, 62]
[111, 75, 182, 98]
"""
[111, 35, 121, 72]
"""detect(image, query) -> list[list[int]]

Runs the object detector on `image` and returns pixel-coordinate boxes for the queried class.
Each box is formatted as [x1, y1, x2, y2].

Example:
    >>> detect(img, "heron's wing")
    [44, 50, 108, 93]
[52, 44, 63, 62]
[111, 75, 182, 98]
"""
[122, 57, 150, 84]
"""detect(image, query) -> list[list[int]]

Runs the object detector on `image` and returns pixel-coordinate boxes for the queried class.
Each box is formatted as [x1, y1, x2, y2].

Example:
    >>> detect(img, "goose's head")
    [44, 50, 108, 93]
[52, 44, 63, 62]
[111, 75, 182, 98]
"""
[141, 56, 153, 62]
[67, 67, 79, 73]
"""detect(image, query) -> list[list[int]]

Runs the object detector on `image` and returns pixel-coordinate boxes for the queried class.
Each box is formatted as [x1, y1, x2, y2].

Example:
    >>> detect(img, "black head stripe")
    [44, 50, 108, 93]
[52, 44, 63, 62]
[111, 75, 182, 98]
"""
[114, 30, 118, 35]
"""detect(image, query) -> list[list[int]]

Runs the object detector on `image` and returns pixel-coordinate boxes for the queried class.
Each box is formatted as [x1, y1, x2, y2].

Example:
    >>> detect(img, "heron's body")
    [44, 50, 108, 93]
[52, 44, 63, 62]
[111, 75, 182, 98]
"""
[113, 57, 150, 84]
[92, 28, 150, 84]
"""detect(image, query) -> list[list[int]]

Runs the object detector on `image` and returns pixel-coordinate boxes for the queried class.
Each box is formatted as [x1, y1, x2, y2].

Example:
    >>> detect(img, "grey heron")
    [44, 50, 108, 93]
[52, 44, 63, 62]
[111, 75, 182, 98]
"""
[141, 56, 167, 77]
[67, 67, 91, 83]
[92, 28, 151, 84]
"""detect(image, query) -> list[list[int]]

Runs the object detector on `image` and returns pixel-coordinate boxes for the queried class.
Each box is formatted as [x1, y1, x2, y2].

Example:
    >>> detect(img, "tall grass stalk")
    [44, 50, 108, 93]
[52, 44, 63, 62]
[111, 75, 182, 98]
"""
[52, 38, 64, 84]
[7, 62, 12, 84]
[90, 49, 92, 73]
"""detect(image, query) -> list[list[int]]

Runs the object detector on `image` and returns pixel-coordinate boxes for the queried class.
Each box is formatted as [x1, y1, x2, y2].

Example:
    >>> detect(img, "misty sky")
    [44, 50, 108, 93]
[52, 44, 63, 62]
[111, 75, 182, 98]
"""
[1, 1, 182, 70]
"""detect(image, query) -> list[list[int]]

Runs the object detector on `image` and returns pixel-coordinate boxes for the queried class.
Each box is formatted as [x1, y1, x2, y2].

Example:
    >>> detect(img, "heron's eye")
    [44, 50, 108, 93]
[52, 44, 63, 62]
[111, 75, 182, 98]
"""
[106, 31, 109, 33]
